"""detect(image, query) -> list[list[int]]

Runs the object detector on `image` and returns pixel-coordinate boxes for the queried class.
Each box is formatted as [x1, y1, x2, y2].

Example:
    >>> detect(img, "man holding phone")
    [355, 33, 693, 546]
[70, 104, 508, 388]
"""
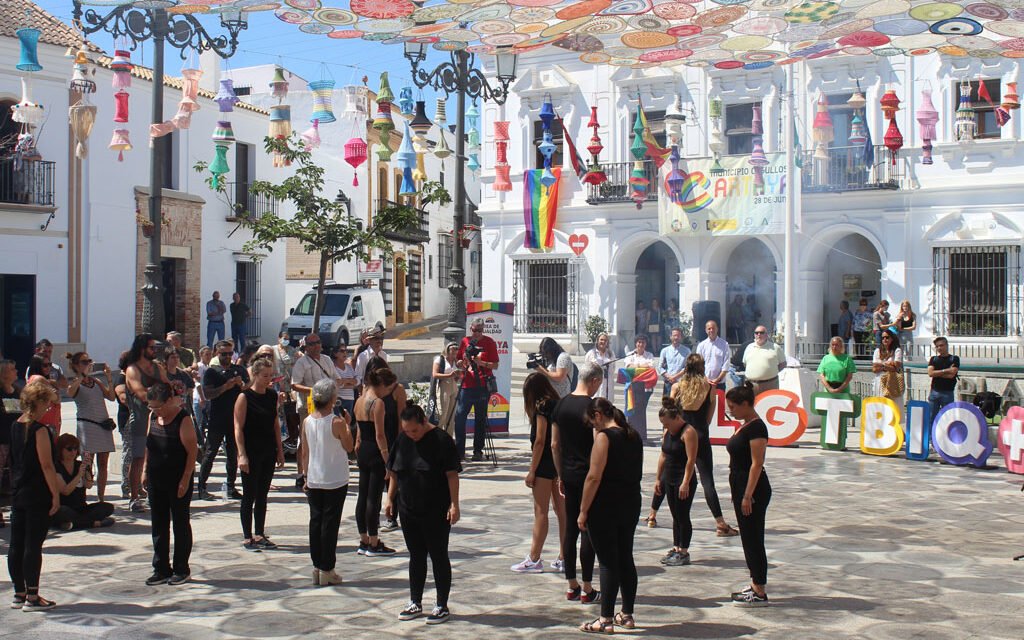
[197, 340, 249, 501]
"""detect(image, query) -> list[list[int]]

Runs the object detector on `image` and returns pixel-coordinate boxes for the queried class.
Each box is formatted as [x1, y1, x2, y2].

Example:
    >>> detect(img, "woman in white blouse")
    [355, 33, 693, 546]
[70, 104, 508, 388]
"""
[624, 335, 656, 369]
[872, 330, 904, 405]
[585, 333, 615, 399]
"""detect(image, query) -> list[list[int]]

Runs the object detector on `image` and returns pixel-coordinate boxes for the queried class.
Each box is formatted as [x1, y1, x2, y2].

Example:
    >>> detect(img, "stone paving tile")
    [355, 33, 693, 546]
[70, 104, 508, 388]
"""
[2, 403, 1023, 639]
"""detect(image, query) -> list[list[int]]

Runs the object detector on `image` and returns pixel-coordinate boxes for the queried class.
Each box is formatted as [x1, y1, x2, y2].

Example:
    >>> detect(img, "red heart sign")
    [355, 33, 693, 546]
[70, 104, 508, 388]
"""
[569, 233, 589, 256]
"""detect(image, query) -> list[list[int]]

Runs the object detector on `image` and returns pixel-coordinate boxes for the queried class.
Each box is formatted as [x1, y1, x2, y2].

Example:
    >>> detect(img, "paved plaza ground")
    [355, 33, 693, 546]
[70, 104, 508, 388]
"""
[2, 396, 1023, 639]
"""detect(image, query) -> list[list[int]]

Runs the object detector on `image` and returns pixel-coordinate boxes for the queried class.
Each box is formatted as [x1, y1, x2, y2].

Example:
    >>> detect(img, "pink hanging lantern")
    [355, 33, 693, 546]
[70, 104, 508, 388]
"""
[113, 91, 129, 123]
[582, 104, 606, 186]
[880, 88, 901, 121]
[493, 120, 512, 192]
[110, 50, 132, 91]
[916, 89, 939, 165]
[109, 128, 132, 161]
[344, 137, 367, 186]
[884, 119, 903, 166]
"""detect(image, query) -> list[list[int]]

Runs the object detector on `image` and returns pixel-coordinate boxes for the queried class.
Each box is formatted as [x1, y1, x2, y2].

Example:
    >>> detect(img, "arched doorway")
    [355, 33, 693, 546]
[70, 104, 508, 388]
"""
[725, 238, 777, 343]
[635, 242, 680, 344]
[822, 234, 882, 339]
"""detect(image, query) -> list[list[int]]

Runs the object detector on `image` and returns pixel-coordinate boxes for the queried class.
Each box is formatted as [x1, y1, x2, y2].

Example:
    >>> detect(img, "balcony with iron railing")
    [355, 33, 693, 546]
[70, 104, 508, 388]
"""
[0, 157, 56, 210]
[585, 159, 658, 205]
[801, 145, 905, 193]
[225, 182, 279, 222]
[377, 198, 430, 244]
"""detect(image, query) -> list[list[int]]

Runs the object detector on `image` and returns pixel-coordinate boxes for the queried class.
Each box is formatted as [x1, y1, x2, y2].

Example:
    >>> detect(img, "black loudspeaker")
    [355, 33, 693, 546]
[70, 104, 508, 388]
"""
[691, 300, 721, 343]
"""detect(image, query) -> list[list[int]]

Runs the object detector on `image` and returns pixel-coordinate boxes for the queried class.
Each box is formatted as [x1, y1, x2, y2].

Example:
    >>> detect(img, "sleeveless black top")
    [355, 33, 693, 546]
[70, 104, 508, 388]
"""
[11, 421, 53, 509]
[357, 398, 383, 467]
[592, 426, 644, 515]
[381, 385, 399, 448]
[242, 388, 278, 458]
[146, 410, 190, 486]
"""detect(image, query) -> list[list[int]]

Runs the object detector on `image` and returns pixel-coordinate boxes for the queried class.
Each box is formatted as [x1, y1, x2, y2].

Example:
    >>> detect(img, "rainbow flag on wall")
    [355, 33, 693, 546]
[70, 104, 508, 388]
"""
[523, 167, 560, 251]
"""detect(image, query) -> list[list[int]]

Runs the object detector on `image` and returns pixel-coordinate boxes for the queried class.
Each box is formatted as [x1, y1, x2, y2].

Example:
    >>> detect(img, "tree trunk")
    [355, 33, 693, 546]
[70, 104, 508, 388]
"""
[313, 251, 329, 333]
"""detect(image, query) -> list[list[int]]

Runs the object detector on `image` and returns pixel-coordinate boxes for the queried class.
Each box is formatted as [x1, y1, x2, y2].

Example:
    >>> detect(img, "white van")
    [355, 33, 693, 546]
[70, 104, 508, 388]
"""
[281, 284, 386, 348]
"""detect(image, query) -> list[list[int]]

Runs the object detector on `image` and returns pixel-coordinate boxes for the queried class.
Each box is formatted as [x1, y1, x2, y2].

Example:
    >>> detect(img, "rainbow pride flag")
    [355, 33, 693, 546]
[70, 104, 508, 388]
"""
[466, 301, 515, 316]
[616, 367, 659, 412]
[523, 167, 561, 251]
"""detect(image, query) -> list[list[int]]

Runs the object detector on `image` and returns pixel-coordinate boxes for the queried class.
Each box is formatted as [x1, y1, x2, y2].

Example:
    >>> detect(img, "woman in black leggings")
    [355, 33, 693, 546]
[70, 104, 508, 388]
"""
[724, 382, 772, 606]
[670, 354, 739, 537]
[354, 368, 395, 557]
[578, 398, 644, 633]
[654, 397, 699, 567]
[234, 357, 284, 551]
[8, 381, 62, 611]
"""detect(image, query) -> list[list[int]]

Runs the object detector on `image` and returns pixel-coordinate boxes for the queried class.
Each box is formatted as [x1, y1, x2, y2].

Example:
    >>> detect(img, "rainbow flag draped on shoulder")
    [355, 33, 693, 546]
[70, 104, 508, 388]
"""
[523, 167, 560, 251]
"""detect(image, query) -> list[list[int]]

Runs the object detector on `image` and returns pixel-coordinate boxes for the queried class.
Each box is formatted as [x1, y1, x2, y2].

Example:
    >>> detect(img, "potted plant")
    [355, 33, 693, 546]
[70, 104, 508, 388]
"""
[583, 315, 609, 351]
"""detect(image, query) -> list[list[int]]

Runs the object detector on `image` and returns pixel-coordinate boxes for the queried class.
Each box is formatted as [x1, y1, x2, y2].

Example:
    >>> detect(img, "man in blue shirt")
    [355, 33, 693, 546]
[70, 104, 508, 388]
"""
[658, 327, 691, 396]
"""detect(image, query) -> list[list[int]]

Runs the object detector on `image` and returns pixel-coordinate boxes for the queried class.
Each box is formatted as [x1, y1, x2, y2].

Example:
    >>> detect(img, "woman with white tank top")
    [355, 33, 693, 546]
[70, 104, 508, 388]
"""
[301, 379, 354, 586]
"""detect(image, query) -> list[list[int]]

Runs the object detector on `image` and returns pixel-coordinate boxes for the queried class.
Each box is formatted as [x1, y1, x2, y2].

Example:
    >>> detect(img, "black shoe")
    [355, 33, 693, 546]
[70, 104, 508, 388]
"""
[733, 590, 769, 607]
[399, 601, 423, 621]
[295, 475, 306, 490]
[145, 572, 171, 586]
[198, 489, 218, 501]
[227, 488, 243, 500]
[426, 605, 450, 625]
[243, 540, 262, 552]
[357, 541, 368, 555]
[168, 573, 191, 586]
[255, 537, 278, 550]
[471, 452, 484, 462]
[365, 541, 396, 557]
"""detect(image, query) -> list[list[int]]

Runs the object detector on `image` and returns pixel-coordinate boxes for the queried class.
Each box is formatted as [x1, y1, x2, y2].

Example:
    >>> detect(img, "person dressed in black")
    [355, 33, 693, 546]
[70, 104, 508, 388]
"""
[578, 397, 644, 633]
[8, 381, 62, 611]
[51, 434, 114, 530]
[0, 357, 24, 528]
[724, 382, 772, 606]
[235, 357, 285, 551]
[143, 383, 199, 586]
[198, 340, 249, 501]
[386, 404, 461, 625]
[654, 398, 698, 567]
[551, 361, 604, 604]
[371, 363, 407, 533]
[669, 354, 740, 538]
[353, 366, 396, 557]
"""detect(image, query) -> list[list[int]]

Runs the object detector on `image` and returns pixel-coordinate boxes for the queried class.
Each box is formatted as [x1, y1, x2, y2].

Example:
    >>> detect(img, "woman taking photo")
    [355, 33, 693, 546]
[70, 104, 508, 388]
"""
[510, 373, 565, 574]
[143, 383, 198, 586]
[577, 398, 644, 633]
[817, 337, 857, 393]
[353, 368, 396, 557]
[872, 331, 904, 405]
[234, 357, 285, 552]
[430, 343, 461, 436]
[536, 337, 573, 399]
[654, 398, 699, 567]
[301, 379, 354, 586]
[585, 333, 614, 400]
[51, 434, 114, 530]
[724, 382, 771, 606]
[67, 352, 116, 502]
[8, 381, 62, 611]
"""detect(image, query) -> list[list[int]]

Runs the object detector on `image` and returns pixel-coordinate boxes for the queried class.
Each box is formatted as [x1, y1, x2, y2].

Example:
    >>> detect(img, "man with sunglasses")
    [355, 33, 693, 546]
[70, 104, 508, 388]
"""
[742, 326, 786, 395]
[26, 339, 68, 393]
[454, 318, 499, 462]
[197, 340, 249, 501]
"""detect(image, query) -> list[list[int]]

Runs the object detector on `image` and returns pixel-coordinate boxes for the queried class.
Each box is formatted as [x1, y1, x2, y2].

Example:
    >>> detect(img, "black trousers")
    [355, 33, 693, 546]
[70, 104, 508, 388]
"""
[150, 478, 194, 576]
[730, 473, 772, 586]
[587, 502, 640, 619]
[400, 508, 452, 608]
[198, 427, 237, 490]
[7, 506, 49, 593]
[355, 460, 386, 537]
[561, 480, 595, 583]
[652, 435, 723, 519]
[240, 453, 275, 539]
[307, 484, 349, 571]
[52, 502, 114, 530]
[666, 476, 699, 549]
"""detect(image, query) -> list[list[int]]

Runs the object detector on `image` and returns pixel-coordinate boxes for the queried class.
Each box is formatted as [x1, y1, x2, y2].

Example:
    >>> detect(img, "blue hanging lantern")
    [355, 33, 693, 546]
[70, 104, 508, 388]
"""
[538, 131, 556, 162]
[539, 96, 555, 129]
[16, 27, 42, 73]
[400, 166, 416, 196]
[540, 166, 556, 190]
[395, 122, 416, 170]
[468, 153, 481, 173]
[665, 146, 687, 206]
[215, 78, 239, 113]
[309, 79, 336, 124]
[398, 87, 414, 115]
[466, 101, 480, 130]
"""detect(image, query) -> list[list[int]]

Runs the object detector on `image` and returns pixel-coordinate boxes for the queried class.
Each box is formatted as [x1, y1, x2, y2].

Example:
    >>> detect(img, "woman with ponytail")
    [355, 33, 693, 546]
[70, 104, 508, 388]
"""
[654, 398, 699, 567]
[577, 398, 643, 633]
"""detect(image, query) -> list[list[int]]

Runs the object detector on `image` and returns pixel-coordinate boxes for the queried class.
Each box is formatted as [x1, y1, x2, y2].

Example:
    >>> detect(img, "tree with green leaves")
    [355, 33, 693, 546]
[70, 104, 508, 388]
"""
[196, 135, 451, 332]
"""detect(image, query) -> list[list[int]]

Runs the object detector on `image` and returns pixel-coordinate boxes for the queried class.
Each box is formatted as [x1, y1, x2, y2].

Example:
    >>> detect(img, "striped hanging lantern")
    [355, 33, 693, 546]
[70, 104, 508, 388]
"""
[269, 104, 291, 167]
[1002, 82, 1020, 111]
[269, 66, 288, 101]
[880, 88, 900, 121]
[69, 49, 95, 94]
[435, 98, 447, 126]
[110, 50, 132, 91]
[344, 137, 367, 186]
[210, 121, 236, 188]
[372, 100, 395, 135]
[848, 112, 867, 147]
[309, 79, 336, 124]
[955, 81, 976, 142]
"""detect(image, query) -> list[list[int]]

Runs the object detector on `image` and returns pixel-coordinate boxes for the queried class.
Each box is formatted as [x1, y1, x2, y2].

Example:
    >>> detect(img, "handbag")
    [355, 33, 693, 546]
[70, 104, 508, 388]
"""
[80, 416, 117, 432]
[648, 323, 660, 334]
[426, 357, 442, 425]
[881, 370, 905, 397]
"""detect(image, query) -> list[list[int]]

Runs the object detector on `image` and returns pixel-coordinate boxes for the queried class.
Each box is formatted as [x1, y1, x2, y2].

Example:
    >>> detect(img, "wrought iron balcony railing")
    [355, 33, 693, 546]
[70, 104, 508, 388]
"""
[227, 182, 278, 222]
[801, 145, 904, 193]
[377, 198, 430, 244]
[0, 158, 55, 208]
[585, 160, 658, 205]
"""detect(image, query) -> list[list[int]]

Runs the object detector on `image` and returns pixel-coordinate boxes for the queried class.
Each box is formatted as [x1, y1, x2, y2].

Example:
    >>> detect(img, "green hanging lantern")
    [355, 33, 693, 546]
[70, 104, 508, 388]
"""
[377, 143, 392, 162]
[377, 71, 394, 104]
[631, 108, 646, 161]
[210, 120, 235, 189]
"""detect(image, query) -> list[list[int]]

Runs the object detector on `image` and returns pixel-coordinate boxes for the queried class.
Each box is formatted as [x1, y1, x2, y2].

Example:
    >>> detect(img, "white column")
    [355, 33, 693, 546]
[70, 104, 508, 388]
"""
[783, 63, 797, 360]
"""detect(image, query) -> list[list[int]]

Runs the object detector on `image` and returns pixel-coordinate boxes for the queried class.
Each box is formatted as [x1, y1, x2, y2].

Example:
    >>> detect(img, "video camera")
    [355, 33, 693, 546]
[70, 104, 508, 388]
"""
[465, 339, 482, 359]
[525, 352, 545, 370]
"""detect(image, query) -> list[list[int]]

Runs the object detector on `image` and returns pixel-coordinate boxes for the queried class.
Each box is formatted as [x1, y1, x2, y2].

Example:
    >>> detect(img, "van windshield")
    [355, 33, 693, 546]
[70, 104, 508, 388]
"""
[292, 293, 349, 317]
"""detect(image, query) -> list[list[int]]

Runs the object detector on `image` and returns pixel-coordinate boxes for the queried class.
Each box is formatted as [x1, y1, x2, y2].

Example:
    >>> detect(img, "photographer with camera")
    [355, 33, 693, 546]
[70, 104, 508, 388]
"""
[454, 318, 499, 462]
[531, 337, 574, 399]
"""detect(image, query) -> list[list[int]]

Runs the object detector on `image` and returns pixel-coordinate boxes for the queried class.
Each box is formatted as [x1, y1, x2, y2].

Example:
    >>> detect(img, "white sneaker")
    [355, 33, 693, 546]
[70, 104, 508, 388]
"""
[510, 556, 544, 573]
[551, 558, 565, 573]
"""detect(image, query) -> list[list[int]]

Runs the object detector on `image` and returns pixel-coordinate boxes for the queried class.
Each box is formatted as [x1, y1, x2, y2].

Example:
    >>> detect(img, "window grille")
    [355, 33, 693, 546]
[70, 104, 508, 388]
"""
[513, 257, 578, 334]
[932, 245, 1021, 337]
[438, 233, 453, 289]
[381, 256, 393, 317]
[408, 253, 422, 313]
[234, 260, 262, 337]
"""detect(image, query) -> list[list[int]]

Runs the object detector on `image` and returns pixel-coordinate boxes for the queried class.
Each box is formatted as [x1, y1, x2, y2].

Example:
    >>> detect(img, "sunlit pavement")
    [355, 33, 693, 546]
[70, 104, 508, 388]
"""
[1, 401, 1022, 639]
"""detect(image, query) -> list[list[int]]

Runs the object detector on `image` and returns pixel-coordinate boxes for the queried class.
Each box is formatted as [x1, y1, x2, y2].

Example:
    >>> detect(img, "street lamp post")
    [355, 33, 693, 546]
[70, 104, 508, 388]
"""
[404, 44, 517, 346]
[72, 2, 247, 338]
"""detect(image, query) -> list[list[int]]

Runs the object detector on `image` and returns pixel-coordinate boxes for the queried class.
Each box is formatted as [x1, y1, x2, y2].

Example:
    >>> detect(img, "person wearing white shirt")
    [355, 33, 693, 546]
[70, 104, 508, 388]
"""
[741, 326, 786, 395]
[354, 333, 389, 386]
[585, 333, 615, 399]
[291, 334, 339, 481]
[695, 321, 731, 390]
[624, 335, 656, 369]
[657, 327, 691, 397]
[623, 334, 657, 440]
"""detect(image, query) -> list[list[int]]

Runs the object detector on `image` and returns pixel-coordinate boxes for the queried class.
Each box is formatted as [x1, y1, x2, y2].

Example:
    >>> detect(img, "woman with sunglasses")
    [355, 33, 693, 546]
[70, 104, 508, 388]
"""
[66, 352, 115, 502]
[872, 331, 904, 405]
[25, 356, 61, 433]
[50, 434, 114, 530]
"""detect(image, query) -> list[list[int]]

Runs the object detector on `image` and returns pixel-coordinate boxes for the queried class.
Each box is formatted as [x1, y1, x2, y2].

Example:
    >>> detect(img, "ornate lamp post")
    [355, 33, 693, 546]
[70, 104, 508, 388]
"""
[72, 1, 248, 337]
[404, 43, 517, 345]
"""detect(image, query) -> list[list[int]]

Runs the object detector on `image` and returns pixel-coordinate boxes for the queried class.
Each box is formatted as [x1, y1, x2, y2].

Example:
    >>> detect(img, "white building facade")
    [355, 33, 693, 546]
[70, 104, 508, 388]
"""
[477, 50, 1024, 357]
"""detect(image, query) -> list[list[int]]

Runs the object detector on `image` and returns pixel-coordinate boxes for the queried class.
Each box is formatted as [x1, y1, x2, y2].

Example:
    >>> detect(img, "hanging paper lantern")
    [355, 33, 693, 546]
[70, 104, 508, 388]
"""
[110, 50, 132, 92]
[848, 113, 867, 147]
[1002, 82, 1020, 111]
[538, 131, 556, 162]
[630, 108, 646, 161]
[880, 89, 900, 121]
[16, 27, 42, 72]
[629, 162, 649, 209]
[750, 138, 768, 193]
[665, 146, 686, 205]
[540, 165, 556, 190]
[372, 100, 395, 135]
[269, 104, 292, 167]
[494, 120, 512, 192]
[708, 124, 726, 175]
[11, 78, 44, 126]
[916, 89, 939, 165]
[215, 78, 239, 113]
[883, 118, 903, 166]
[301, 119, 321, 150]
[847, 85, 866, 111]
[538, 98, 553, 129]
[665, 96, 686, 147]
[377, 72, 394, 105]
[435, 98, 447, 126]
[812, 95, 833, 145]
[751, 103, 764, 137]
[708, 97, 723, 121]
[494, 164, 512, 192]
[494, 121, 510, 141]
[176, 67, 202, 117]
[114, 91, 130, 123]
[70, 49, 95, 94]
[109, 128, 132, 162]
[377, 143, 392, 162]
[466, 101, 480, 130]
[398, 87, 414, 116]
[344, 137, 367, 186]
[395, 124, 417, 196]
[411, 100, 432, 135]
[210, 121, 235, 188]
[68, 101, 96, 159]
[467, 127, 480, 149]
[269, 66, 288, 101]
[309, 79, 336, 124]
[955, 81, 976, 142]
[582, 105, 606, 186]
[433, 130, 451, 160]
